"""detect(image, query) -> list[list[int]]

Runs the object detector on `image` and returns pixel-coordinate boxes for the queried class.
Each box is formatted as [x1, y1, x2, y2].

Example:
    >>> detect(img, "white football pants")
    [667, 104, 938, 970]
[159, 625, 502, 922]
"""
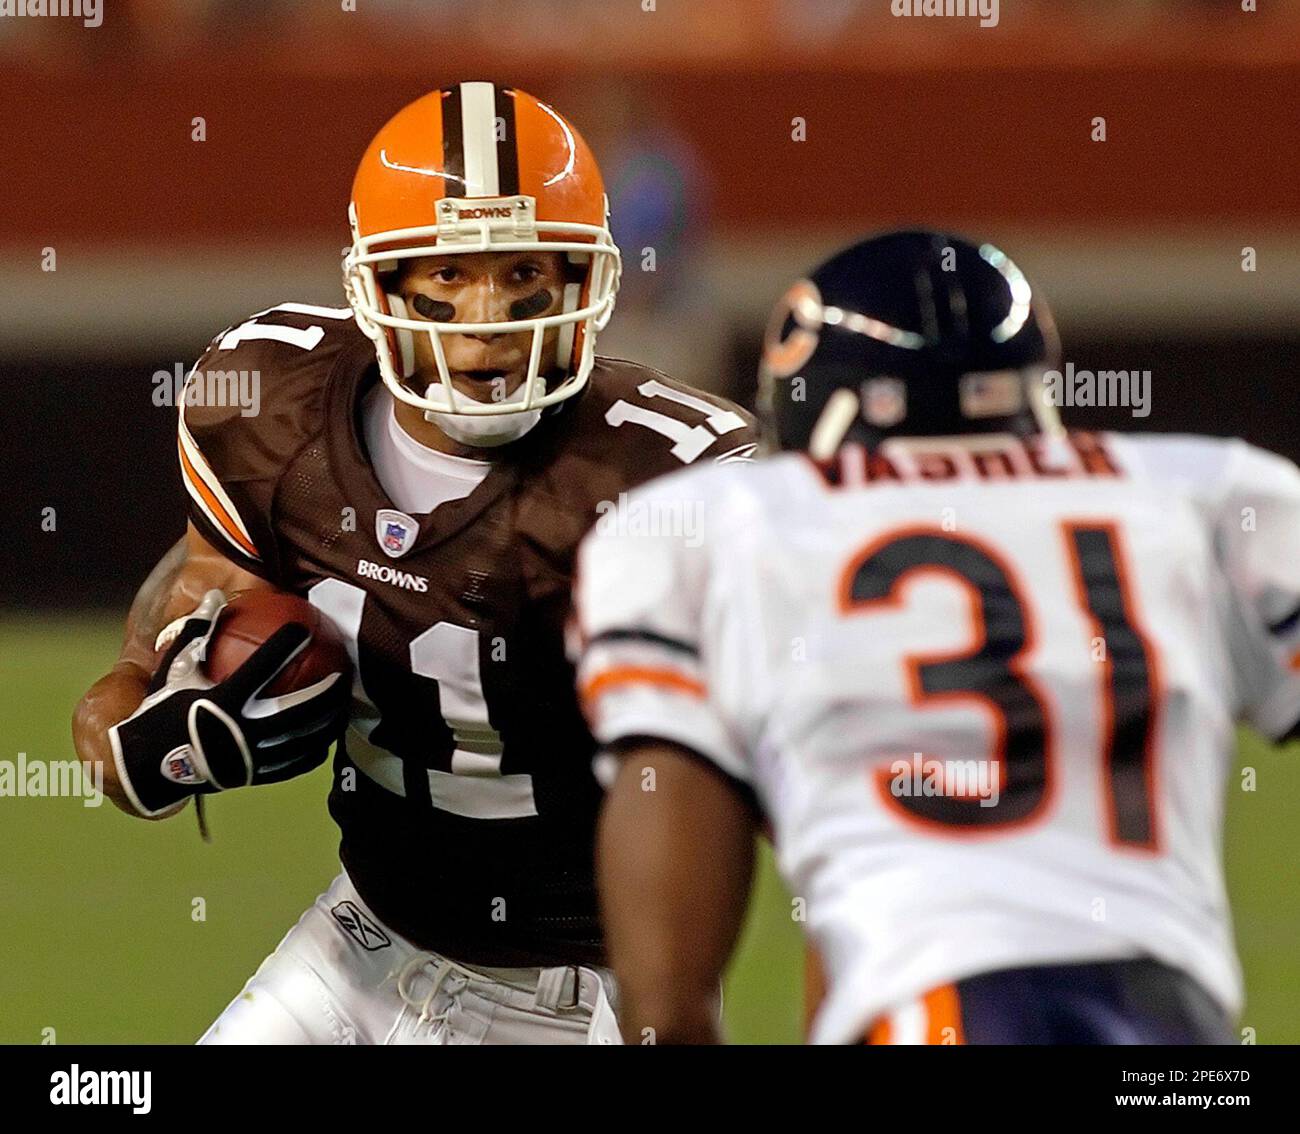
[198, 870, 623, 1045]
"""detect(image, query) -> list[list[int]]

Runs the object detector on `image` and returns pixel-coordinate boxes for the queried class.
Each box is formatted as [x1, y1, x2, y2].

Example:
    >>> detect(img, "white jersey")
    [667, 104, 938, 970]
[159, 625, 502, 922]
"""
[574, 431, 1300, 1044]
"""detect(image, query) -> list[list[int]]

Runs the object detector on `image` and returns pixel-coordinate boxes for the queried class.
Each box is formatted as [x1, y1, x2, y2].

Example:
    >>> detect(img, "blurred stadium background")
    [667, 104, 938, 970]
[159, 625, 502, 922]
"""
[2, 0, 1298, 1043]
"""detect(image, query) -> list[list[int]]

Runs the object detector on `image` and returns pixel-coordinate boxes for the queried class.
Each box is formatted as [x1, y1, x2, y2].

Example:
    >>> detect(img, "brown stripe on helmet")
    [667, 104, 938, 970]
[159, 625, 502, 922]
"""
[494, 86, 520, 197]
[440, 85, 465, 197]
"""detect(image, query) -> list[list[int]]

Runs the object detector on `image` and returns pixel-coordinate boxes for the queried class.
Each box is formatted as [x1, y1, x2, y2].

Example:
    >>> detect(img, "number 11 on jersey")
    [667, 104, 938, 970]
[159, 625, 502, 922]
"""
[309, 578, 538, 820]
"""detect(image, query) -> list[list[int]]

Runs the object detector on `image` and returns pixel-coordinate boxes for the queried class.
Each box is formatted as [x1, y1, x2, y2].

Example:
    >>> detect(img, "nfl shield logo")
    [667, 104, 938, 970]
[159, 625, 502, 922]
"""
[375, 509, 419, 559]
[161, 747, 202, 785]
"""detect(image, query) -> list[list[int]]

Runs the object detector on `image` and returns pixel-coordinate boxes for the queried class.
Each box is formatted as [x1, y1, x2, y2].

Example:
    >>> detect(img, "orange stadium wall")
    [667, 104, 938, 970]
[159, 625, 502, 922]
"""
[2, 8, 1296, 609]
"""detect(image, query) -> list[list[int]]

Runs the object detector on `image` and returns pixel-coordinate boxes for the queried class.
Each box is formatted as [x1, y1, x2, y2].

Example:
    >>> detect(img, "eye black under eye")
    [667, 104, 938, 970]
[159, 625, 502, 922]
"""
[412, 294, 456, 321]
[509, 289, 553, 319]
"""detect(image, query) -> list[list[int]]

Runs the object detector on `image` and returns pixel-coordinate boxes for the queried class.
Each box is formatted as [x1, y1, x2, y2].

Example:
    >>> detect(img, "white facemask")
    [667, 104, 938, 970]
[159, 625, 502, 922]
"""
[421, 374, 545, 448]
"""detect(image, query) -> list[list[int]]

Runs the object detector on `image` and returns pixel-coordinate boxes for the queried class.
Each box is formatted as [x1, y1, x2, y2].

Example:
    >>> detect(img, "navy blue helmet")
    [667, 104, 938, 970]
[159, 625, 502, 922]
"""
[758, 230, 1061, 457]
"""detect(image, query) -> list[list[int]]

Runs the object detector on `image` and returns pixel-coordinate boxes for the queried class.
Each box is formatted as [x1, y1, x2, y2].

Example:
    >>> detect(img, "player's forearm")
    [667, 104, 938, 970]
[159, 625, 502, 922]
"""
[618, 983, 723, 1045]
[71, 534, 191, 818]
[598, 742, 757, 1044]
[72, 664, 177, 817]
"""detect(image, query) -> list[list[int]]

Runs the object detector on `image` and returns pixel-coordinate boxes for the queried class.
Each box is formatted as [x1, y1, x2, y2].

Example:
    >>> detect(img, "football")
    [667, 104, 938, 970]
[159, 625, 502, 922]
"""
[201, 590, 350, 696]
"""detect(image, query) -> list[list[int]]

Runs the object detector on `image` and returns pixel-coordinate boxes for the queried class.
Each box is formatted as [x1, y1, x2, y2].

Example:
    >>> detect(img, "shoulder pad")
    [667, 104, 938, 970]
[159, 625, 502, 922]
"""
[572, 357, 758, 474]
[178, 303, 363, 572]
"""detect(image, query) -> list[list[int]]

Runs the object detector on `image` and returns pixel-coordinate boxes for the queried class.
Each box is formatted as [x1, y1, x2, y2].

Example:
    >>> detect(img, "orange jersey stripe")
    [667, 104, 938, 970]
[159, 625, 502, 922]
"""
[177, 438, 259, 559]
[923, 984, 964, 1045]
[863, 985, 964, 1045]
[581, 666, 707, 703]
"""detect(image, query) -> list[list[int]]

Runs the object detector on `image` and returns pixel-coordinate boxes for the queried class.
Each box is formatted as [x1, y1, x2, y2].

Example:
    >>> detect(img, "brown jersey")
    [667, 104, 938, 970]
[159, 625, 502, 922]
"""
[178, 302, 758, 965]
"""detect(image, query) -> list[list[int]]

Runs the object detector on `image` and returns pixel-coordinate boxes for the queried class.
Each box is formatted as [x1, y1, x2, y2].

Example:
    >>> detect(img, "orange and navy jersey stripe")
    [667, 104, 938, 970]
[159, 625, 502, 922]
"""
[577, 627, 707, 723]
[580, 665, 708, 707]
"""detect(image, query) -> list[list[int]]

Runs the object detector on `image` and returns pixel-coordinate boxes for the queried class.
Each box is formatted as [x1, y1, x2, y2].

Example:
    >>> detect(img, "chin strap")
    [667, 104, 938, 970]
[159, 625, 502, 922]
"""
[195, 794, 212, 843]
[420, 372, 547, 448]
[422, 408, 542, 448]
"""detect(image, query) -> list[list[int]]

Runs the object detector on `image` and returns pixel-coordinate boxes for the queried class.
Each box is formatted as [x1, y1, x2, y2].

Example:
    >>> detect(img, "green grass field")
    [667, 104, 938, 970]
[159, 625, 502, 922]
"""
[1, 615, 1294, 1044]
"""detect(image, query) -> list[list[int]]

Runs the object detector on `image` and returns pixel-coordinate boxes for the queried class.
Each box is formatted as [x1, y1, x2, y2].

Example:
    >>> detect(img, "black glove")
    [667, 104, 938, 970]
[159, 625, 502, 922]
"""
[108, 590, 350, 817]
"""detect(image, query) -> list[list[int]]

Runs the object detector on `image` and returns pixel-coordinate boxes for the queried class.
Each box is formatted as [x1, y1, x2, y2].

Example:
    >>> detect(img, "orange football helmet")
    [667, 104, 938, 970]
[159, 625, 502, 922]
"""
[344, 82, 621, 420]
